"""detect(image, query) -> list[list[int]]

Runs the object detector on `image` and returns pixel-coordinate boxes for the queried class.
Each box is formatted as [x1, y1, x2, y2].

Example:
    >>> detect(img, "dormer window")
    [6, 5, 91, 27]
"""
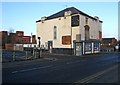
[64, 11, 71, 16]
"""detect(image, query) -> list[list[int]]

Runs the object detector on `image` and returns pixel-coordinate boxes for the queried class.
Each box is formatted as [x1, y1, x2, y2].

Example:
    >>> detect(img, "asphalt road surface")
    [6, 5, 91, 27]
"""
[2, 52, 120, 84]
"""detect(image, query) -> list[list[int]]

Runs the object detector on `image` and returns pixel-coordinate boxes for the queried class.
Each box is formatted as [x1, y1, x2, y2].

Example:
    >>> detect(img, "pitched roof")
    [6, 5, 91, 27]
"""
[102, 38, 115, 41]
[102, 38, 117, 43]
[36, 7, 103, 23]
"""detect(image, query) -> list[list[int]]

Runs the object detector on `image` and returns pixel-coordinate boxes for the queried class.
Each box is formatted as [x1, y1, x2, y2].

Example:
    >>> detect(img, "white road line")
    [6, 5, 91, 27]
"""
[66, 60, 85, 64]
[74, 65, 118, 83]
[12, 65, 53, 74]
[66, 61, 79, 64]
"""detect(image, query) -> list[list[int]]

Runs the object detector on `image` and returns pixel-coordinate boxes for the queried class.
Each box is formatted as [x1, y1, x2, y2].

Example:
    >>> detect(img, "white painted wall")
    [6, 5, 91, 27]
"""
[37, 14, 102, 49]
[37, 16, 72, 48]
[80, 15, 102, 40]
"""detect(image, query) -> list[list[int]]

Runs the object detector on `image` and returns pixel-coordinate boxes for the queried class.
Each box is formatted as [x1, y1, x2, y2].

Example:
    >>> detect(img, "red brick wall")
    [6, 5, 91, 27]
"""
[16, 31, 24, 36]
[99, 31, 102, 41]
[32, 35, 37, 44]
[0, 31, 8, 49]
[5, 44, 14, 50]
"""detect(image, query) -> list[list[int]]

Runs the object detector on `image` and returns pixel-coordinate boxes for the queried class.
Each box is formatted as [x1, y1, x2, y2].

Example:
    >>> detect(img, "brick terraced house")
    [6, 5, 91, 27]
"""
[0, 31, 37, 50]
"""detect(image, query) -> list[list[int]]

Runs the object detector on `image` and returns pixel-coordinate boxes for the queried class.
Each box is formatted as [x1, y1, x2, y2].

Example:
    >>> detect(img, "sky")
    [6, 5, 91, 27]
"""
[1, 2, 118, 40]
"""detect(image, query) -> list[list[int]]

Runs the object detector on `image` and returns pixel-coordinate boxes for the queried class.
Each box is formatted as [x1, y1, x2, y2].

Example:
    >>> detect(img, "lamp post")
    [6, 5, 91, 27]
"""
[38, 37, 41, 58]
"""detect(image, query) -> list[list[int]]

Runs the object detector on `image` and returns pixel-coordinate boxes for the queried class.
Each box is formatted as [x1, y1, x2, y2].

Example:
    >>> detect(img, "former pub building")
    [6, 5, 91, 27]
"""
[36, 7, 103, 55]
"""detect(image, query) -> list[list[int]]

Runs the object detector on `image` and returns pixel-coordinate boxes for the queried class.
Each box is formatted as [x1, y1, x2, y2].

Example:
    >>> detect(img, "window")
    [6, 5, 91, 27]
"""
[54, 26, 57, 40]
[84, 25, 90, 40]
[94, 43, 99, 51]
[85, 17, 88, 24]
[71, 15, 79, 27]
[62, 36, 71, 45]
[85, 43, 91, 52]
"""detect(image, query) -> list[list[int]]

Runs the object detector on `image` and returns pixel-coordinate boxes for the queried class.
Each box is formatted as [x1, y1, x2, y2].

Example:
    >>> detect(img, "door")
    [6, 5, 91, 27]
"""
[48, 41, 53, 53]
[75, 42, 82, 56]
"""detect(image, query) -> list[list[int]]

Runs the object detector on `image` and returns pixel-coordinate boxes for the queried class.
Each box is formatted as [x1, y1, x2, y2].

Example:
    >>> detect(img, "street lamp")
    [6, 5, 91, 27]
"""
[38, 37, 41, 58]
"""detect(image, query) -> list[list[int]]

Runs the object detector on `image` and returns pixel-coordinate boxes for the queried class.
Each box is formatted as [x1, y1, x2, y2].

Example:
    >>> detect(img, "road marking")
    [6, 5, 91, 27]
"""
[66, 60, 85, 65]
[12, 65, 53, 74]
[66, 61, 80, 64]
[74, 65, 118, 83]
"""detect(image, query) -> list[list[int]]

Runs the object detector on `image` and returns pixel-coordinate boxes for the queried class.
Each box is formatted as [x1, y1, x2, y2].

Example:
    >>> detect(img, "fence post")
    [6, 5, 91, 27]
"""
[26, 51, 28, 59]
[40, 49, 42, 58]
[33, 48, 34, 58]
[35, 48, 37, 59]
[13, 51, 15, 61]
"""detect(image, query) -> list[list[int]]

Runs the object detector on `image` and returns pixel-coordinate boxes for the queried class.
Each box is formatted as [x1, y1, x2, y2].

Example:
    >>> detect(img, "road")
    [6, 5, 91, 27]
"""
[2, 52, 120, 84]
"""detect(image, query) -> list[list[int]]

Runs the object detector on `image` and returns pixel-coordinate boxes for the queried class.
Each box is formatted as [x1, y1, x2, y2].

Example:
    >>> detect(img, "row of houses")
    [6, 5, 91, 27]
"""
[0, 31, 37, 51]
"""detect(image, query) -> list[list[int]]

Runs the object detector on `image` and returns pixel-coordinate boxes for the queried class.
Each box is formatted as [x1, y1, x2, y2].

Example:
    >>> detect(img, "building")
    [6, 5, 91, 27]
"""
[117, 40, 120, 51]
[0, 31, 8, 49]
[36, 7, 102, 55]
[101, 38, 117, 52]
[0, 31, 37, 50]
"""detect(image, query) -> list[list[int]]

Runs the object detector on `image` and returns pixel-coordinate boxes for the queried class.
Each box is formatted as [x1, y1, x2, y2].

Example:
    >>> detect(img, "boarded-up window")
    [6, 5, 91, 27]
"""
[76, 34, 81, 42]
[62, 36, 71, 45]
[71, 15, 79, 27]
[84, 25, 90, 40]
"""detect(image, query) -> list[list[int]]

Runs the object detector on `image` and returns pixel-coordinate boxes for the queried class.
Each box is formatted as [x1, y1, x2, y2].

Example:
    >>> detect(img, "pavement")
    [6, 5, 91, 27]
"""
[2, 52, 120, 84]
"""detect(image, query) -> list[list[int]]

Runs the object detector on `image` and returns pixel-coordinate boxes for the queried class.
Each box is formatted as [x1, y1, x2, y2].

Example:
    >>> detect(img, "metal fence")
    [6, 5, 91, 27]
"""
[2, 48, 42, 63]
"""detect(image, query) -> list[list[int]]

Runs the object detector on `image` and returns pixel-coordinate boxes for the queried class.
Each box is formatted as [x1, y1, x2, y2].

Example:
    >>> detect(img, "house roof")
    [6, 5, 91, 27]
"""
[102, 38, 115, 41]
[118, 40, 120, 44]
[36, 7, 103, 23]
[102, 38, 117, 43]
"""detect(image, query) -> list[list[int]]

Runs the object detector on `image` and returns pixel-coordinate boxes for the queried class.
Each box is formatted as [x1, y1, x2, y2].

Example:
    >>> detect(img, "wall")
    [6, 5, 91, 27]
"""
[37, 14, 102, 49]
[80, 15, 102, 40]
[5, 44, 14, 50]
[0, 31, 8, 49]
[37, 16, 72, 49]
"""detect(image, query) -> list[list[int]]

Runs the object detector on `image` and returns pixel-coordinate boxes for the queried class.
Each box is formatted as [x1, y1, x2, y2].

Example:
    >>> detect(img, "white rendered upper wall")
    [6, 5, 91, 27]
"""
[36, 7, 102, 48]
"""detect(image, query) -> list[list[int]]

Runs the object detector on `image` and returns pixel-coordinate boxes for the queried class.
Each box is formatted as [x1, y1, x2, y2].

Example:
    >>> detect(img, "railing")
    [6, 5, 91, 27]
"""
[2, 49, 42, 63]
